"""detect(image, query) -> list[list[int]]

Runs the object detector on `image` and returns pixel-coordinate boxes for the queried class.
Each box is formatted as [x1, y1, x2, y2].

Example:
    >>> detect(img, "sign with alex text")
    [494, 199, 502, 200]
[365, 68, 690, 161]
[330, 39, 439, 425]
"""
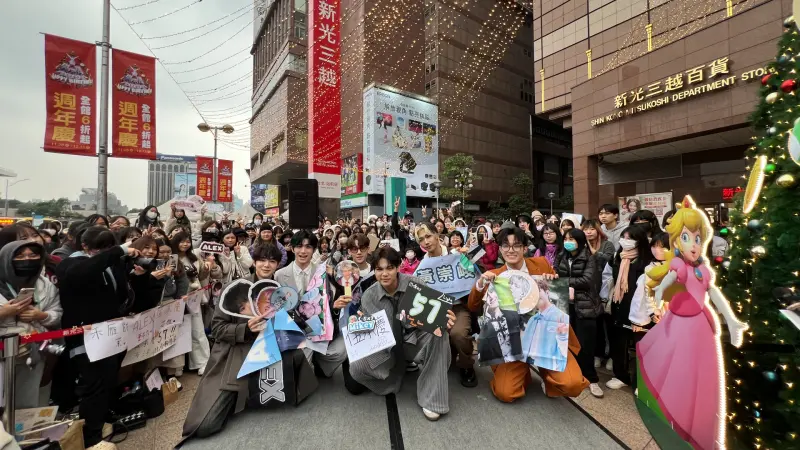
[398, 282, 453, 336]
[111, 49, 156, 159]
[363, 85, 439, 198]
[196, 156, 213, 201]
[591, 57, 770, 127]
[308, 0, 342, 199]
[43, 34, 96, 156]
[413, 253, 478, 296]
[341, 154, 363, 195]
[217, 159, 233, 203]
[199, 241, 225, 254]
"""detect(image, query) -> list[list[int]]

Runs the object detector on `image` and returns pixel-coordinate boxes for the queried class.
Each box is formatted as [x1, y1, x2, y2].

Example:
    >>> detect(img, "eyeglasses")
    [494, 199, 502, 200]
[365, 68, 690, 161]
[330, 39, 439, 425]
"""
[350, 245, 369, 253]
[500, 244, 524, 252]
[543, 231, 556, 236]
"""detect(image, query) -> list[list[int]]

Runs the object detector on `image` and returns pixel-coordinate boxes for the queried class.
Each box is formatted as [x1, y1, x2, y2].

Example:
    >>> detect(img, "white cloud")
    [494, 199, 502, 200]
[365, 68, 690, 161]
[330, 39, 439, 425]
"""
[0, 0, 253, 208]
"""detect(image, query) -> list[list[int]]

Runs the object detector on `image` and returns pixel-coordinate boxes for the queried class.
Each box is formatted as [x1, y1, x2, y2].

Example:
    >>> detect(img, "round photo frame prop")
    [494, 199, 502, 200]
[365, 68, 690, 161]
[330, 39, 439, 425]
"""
[267, 286, 300, 318]
[501, 270, 538, 314]
[248, 279, 281, 318]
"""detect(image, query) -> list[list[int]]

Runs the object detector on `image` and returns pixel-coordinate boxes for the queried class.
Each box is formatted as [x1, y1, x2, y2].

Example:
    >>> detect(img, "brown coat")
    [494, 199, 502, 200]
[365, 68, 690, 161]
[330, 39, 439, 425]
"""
[181, 299, 254, 441]
[467, 257, 589, 398]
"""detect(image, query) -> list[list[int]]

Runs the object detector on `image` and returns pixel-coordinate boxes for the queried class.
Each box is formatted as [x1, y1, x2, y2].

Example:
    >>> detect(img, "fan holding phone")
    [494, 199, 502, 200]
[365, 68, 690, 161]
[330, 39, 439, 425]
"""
[0, 240, 63, 409]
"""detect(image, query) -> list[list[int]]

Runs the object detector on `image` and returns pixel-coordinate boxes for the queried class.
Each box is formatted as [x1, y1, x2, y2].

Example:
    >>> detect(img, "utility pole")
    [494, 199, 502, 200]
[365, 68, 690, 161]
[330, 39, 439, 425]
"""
[96, 0, 111, 216]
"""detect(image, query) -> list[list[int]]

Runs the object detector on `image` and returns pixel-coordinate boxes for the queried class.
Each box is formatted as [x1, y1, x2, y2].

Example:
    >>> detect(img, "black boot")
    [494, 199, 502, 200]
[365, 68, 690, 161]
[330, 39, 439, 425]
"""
[460, 368, 478, 388]
[342, 359, 368, 395]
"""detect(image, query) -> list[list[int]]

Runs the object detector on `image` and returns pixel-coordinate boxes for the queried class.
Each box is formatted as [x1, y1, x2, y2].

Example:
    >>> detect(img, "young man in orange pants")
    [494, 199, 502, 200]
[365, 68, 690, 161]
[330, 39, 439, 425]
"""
[468, 226, 588, 402]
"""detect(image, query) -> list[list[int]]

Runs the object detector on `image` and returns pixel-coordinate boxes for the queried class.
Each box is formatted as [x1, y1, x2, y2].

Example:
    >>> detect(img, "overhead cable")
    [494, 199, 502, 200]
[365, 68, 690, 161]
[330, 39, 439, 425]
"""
[141, 4, 253, 38]
[117, 0, 164, 11]
[161, 18, 255, 64]
[129, 0, 203, 25]
[150, 7, 254, 49]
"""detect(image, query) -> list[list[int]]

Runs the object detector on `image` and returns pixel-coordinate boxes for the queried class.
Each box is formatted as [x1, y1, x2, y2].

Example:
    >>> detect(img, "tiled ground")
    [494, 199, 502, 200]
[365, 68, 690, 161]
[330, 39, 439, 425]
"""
[116, 364, 657, 450]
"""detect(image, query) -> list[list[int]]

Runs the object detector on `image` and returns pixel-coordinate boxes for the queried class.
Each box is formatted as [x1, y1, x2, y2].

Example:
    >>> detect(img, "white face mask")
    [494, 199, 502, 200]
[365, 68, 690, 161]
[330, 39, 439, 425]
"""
[147, 211, 157, 220]
[254, 219, 262, 226]
[619, 238, 637, 251]
[376, 221, 384, 228]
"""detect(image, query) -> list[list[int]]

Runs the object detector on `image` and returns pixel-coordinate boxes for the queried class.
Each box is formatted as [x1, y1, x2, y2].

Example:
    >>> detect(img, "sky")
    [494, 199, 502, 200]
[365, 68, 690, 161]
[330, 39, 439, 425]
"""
[0, 0, 255, 209]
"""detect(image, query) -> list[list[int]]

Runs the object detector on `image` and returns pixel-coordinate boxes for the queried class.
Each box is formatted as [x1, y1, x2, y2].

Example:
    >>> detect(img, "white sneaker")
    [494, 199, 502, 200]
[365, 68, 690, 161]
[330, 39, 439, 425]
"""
[422, 408, 440, 421]
[635, 388, 639, 397]
[174, 368, 183, 377]
[198, 366, 205, 376]
[589, 383, 604, 398]
[594, 357, 602, 368]
[606, 378, 627, 390]
[605, 358, 613, 371]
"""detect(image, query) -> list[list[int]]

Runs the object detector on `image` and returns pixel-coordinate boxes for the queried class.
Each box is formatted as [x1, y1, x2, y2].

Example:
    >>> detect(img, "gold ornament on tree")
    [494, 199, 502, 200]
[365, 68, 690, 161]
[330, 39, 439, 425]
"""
[743, 155, 767, 214]
[776, 173, 797, 187]
[766, 92, 780, 104]
[750, 245, 767, 258]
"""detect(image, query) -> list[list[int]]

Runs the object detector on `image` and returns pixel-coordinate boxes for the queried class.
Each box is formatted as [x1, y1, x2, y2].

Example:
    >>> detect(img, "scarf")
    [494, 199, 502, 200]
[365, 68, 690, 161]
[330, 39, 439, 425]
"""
[543, 244, 557, 266]
[613, 249, 638, 302]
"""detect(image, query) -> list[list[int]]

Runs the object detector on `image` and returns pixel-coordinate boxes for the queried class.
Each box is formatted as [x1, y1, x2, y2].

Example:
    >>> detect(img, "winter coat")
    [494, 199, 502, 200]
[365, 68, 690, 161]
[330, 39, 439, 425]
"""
[0, 241, 62, 336]
[399, 258, 420, 275]
[162, 271, 190, 301]
[129, 272, 168, 314]
[217, 246, 254, 283]
[554, 248, 602, 319]
[591, 240, 616, 269]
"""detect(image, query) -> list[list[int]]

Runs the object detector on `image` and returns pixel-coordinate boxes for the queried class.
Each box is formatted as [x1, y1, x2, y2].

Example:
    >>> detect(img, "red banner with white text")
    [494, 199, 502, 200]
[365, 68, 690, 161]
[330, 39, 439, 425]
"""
[111, 49, 156, 159]
[43, 34, 97, 156]
[196, 156, 214, 201]
[217, 159, 233, 203]
[307, 0, 342, 198]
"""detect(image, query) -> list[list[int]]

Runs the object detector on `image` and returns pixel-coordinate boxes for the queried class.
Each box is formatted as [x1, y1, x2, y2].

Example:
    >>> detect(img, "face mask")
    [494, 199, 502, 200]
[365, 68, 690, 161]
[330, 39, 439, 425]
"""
[636, 222, 652, 233]
[147, 211, 157, 220]
[254, 220, 262, 226]
[13, 260, 41, 277]
[564, 241, 578, 252]
[536, 225, 544, 231]
[619, 238, 637, 251]
[405, 251, 416, 261]
[205, 228, 218, 235]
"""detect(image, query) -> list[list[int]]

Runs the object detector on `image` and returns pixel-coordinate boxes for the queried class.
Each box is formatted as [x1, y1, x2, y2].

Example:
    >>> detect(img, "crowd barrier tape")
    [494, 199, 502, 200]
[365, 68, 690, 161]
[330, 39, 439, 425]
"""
[0, 284, 214, 351]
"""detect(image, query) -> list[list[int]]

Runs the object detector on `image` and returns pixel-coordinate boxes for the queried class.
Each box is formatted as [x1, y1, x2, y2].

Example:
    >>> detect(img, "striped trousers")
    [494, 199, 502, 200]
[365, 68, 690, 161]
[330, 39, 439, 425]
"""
[349, 329, 451, 415]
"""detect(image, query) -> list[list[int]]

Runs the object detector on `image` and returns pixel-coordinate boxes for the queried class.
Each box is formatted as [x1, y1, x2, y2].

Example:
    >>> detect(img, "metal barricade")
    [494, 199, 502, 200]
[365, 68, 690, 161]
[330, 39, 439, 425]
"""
[0, 333, 18, 433]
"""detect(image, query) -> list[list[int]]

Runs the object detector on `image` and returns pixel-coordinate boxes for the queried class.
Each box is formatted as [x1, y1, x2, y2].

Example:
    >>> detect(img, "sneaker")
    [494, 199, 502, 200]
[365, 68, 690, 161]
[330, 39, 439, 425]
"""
[605, 358, 613, 371]
[198, 366, 205, 377]
[406, 362, 420, 372]
[174, 368, 183, 377]
[422, 407, 440, 421]
[606, 378, 627, 390]
[594, 357, 602, 368]
[589, 383, 604, 398]
[635, 388, 639, 397]
[459, 368, 478, 388]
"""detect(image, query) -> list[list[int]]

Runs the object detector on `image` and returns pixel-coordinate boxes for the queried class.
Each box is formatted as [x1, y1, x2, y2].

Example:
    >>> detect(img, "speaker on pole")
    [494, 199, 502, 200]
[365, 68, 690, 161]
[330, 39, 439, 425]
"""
[287, 179, 320, 229]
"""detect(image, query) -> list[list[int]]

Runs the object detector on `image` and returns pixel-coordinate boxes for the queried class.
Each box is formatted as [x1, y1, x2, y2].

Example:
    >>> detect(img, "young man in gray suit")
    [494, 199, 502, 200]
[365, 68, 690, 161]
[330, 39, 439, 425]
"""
[273, 230, 349, 382]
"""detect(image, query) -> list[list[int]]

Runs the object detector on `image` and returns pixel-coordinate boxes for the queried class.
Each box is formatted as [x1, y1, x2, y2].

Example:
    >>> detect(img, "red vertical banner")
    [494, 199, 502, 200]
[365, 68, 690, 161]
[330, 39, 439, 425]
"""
[111, 49, 156, 159]
[217, 159, 233, 203]
[43, 34, 97, 156]
[308, 0, 342, 198]
[196, 156, 213, 201]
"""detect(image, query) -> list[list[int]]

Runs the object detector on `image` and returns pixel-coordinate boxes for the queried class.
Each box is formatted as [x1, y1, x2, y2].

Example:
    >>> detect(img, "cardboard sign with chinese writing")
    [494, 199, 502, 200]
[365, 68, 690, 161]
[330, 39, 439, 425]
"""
[196, 156, 214, 201]
[83, 319, 127, 362]
[398, 282, 453, 337]
[413, 253, 478, 296]
[43, 34, 97, 156]
[217, 159, 233, 203]
[121, 323, 181, 366]
[341, 310, 396, 362]
[111, 48, 156, 159]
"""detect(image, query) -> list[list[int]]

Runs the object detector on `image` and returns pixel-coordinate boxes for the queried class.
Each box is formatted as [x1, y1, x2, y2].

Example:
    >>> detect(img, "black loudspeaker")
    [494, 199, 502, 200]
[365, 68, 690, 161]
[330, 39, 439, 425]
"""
[287, 179, 320, 229]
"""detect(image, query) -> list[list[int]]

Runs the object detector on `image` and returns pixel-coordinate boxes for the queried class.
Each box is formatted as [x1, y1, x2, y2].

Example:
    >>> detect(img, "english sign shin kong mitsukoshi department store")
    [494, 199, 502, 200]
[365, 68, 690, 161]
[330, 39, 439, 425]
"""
[590, 57, 771, 127]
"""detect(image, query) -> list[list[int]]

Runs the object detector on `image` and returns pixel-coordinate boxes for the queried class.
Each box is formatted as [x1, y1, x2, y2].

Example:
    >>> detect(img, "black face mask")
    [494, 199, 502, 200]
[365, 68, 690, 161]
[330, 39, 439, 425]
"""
[636, 222, 652, 233]
[13, 259, 42, 278]
[202, 232, 219, 242]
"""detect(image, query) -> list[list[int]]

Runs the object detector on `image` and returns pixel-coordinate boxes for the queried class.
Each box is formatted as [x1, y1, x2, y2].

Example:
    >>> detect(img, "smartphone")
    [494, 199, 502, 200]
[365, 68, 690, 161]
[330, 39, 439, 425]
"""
[14, 288, 35, 304]
[169, 254, 179, 269]
[156, 259, 167, 271]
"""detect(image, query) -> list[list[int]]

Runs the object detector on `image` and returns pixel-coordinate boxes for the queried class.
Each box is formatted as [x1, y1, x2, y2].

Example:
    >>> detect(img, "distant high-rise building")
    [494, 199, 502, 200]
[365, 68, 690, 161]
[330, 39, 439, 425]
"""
[70, 188, 128, 216]
[147, 154, 197, 206]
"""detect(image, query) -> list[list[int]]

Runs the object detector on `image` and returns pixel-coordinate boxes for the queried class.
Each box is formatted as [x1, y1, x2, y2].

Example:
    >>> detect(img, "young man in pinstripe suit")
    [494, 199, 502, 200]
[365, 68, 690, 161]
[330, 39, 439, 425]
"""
[345, 247, 457, 421]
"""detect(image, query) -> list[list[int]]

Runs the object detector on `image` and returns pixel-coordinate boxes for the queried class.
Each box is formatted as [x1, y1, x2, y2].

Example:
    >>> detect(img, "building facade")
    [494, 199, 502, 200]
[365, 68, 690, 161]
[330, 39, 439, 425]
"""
[147, 153, 197, 206]
[250, 0, 573, 216]
[533, 0, 781, 223]
[70, 188, 128, 216]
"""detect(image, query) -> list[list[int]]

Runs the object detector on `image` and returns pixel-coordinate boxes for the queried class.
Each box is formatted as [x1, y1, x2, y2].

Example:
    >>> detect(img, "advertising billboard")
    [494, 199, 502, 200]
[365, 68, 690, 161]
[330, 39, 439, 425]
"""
[251, 184, 267, 213]
[341, 154, 362, 195]
[265, 185, 279, 208]
[363, 85, 439, 198]
[173, 173, 197, 199]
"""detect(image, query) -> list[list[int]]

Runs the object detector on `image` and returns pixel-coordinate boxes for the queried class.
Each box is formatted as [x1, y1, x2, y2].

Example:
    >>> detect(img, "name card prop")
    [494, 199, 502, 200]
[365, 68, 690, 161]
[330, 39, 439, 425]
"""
[397, 281, 453, 337]
[413, 253, 479, 296]
[341, 310, 396, 362]
[199, 241, 225, 254]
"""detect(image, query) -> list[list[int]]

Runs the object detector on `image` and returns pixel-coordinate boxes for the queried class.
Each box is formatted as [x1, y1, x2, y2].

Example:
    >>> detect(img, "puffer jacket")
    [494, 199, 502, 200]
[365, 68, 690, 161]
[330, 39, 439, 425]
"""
[554, 247, 602, 319]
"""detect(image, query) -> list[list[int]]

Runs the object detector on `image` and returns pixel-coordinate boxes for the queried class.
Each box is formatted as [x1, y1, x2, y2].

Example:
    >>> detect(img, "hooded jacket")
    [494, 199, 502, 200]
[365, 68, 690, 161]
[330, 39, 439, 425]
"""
[601, 221, 628, 251]
[55, 245, 131, 345]
[554, 247, 602, 319]
[0, 241, 62, 335]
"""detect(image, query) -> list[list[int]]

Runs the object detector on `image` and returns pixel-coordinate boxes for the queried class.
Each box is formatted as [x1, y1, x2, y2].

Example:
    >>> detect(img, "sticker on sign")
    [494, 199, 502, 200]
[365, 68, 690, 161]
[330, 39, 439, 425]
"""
[199, 241, 225, 254]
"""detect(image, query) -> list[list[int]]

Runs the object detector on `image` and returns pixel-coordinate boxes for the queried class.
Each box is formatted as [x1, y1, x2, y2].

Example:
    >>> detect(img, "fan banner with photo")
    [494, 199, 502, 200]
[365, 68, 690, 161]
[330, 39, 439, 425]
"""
[397, 281, 454, 337]
[477, 272, 570, 369]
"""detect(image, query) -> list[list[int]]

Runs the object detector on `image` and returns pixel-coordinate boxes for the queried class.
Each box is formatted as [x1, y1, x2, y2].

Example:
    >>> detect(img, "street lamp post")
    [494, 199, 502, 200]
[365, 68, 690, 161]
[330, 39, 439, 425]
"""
[548, 192, 556, 217]
[198, 123, 235, 204]
[4, 179, 29, 217]
[431, 181, 442, 212]
[453, 168, 473, 217]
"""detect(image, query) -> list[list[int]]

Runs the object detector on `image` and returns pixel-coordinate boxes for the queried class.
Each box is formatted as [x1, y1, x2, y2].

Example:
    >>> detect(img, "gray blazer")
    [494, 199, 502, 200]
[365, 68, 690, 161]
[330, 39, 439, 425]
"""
[274, 262, 318, 291]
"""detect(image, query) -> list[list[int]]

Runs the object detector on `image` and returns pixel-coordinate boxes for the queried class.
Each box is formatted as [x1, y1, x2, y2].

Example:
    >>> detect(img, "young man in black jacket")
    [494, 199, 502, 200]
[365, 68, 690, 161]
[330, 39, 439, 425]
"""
[55, 226, 140, 447]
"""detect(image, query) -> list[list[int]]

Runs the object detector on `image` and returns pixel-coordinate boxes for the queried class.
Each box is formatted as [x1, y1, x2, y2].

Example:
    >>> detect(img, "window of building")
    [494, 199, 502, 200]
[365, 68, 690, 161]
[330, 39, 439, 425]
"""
[538, 181, 560, 198]
[566, 159, 573, 177]
[294, 11, 307, 39]
[543, 155, 560, 175]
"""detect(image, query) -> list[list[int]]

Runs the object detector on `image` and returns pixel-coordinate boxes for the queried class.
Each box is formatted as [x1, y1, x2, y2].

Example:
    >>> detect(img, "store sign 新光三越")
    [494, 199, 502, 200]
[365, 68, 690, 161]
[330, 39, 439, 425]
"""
[590, 58, 771, 127]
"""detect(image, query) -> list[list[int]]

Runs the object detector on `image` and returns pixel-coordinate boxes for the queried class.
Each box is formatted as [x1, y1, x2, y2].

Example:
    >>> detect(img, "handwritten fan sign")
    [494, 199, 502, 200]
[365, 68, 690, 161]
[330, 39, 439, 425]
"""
[341, 310, 396, 362]
[413, 253, 478, 295]
[199, 241, 225, 254]
[398, 281, 453, 337]
[185, 290, 203, 314]
[84, 319, 127, 362]
[155, 299, 185, 331]
[121, 323, 181, 366]
[124, 308, 156, 350]
[163, 315, 192, 360]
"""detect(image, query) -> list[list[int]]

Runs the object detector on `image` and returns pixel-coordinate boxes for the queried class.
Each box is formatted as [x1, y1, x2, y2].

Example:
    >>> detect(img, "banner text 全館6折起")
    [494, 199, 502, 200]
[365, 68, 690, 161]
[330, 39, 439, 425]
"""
[362, 85, 439, 198]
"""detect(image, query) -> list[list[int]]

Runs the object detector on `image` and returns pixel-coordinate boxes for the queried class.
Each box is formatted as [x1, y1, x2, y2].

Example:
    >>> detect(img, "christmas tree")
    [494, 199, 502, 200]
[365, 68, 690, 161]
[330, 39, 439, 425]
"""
[720, 16, 800, 450]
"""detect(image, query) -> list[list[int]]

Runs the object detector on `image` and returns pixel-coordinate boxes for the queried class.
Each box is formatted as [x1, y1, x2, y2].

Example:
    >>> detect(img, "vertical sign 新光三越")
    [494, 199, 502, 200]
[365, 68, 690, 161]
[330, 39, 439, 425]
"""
[43, 34, 97, 156]
[111, 49, 156, 160]
[308, 0, 341, 198]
